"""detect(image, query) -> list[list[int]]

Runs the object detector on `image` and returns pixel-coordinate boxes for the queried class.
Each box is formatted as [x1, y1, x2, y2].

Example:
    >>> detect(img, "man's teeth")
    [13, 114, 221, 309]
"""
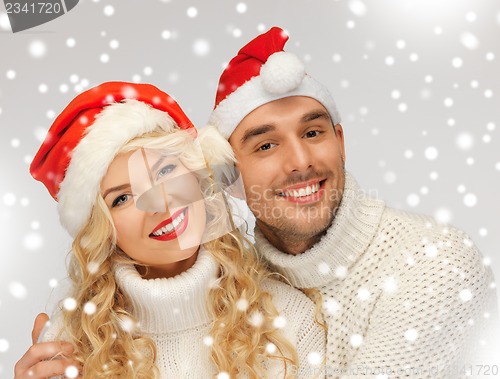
[282, 183, 320, 198]
[152, 212, 185, 236]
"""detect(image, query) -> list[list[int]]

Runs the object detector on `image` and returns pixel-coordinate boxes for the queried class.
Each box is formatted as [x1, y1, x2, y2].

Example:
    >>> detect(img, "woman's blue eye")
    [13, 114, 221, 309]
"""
[112, 194, 130, 207]
[157, 164, 177, 179]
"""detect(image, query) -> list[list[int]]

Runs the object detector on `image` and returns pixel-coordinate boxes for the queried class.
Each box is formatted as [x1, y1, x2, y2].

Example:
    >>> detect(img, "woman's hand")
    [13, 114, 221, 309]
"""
[14, 313, 82, 378]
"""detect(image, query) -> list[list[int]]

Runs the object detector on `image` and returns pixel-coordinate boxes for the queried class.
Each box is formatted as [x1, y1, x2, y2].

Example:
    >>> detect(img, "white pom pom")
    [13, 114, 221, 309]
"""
[260, 52, 305, 94]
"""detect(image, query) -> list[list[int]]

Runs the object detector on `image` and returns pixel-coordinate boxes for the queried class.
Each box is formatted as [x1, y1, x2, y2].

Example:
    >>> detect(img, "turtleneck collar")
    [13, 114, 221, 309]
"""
[114, 249, 219, 333]
[254, 172, 385, 288]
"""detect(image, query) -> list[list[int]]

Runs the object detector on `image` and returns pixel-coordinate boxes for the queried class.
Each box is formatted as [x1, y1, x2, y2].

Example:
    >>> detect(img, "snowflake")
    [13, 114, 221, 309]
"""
[404, 328, 419, 342]
[350, 334, 363, 348]
[64, 297, 77, 311]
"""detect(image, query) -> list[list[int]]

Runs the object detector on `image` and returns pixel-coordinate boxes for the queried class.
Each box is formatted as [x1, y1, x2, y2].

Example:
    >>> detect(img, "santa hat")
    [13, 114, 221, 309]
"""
[208, 26, 341, 139]
[30, 81, 195, 237]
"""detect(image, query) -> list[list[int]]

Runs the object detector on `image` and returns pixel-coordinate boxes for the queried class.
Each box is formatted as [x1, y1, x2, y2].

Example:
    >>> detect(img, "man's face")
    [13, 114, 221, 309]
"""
[229, 96, 346, 246]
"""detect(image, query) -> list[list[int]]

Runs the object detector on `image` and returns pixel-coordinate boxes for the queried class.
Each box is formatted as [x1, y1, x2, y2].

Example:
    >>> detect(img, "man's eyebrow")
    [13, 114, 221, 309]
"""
[240, 124, 276, 145]
[302, 110, 331, 123]
[102, 183, 131, 200]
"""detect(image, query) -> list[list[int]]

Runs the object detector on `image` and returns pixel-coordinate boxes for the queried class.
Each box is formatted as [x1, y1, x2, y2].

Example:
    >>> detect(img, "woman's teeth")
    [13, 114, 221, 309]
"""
[152, 212, 185, 236]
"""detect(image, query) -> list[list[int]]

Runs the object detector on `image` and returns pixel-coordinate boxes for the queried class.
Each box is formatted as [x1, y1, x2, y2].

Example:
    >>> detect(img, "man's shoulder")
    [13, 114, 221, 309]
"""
[381, 206, 472, 241]
[377, 206, 485, 270]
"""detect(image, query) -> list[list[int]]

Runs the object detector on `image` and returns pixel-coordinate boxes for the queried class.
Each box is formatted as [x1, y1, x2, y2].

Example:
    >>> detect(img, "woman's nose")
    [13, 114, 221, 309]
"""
[136, 182, 172, 215]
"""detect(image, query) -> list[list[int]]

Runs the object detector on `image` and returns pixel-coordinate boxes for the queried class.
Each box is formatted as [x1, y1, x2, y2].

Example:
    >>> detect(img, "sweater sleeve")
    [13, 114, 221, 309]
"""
[348, 225, 499, 378]
[261, 279, 327, 378]
[39, 308, 66, 343]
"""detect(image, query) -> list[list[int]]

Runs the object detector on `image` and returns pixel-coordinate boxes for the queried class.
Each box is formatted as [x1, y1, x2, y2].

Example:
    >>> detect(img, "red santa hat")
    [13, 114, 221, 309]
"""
[208, 26, 341, 139]
[30, 81, 195, 237]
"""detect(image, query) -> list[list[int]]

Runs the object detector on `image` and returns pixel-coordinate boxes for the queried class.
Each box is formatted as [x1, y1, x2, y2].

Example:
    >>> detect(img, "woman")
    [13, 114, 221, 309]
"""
[14, 81, 325, 378]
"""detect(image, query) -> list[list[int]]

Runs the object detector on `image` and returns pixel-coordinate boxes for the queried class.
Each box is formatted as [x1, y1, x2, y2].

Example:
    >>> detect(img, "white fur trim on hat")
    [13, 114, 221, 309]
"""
[260, 52, 305, 94]
[57, 99, 176, 237]
[209, 55, 341, 139]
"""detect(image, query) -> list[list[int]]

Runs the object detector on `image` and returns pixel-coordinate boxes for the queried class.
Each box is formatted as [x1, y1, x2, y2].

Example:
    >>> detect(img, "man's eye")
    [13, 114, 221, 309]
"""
[305, 130, 320, 138]
[157, 164, 177, 179]
[112, 194, 130, 208]
[258, 143, 275, 151]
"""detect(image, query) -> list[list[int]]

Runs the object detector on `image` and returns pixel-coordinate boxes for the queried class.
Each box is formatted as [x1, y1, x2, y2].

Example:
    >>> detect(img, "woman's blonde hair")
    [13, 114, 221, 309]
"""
[58, 114, 298, 377]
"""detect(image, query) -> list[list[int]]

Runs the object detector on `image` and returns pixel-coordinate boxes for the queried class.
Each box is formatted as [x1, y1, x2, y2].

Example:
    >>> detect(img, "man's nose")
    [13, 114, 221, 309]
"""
[283, 138, 313, 173]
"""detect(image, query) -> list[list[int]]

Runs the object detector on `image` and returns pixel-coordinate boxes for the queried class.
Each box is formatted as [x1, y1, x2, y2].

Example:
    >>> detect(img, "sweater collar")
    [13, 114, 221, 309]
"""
[254, 172, 385, 288]
[114, 249, 218, 333]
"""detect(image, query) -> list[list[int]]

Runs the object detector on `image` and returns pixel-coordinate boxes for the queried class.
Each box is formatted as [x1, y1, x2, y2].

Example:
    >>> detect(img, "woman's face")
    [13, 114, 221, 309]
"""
[101, 150, 207, 279]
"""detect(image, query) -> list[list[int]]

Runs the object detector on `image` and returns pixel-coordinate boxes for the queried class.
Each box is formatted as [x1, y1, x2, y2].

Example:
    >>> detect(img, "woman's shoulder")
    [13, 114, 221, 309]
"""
[260, 277, 315, 315]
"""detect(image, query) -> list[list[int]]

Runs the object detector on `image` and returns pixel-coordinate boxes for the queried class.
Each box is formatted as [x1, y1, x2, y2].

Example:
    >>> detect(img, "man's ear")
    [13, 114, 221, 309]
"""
[334, 123, 346, 162]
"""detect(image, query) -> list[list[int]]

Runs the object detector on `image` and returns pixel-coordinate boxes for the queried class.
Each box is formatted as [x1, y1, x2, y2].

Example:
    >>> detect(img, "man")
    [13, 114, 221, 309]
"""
[208, 27, 499, 378]
[18, 27, 498, 379]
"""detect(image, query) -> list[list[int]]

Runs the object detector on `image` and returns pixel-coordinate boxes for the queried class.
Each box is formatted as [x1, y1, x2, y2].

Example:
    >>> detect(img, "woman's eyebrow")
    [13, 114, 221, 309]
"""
[102, 183, 131, 200]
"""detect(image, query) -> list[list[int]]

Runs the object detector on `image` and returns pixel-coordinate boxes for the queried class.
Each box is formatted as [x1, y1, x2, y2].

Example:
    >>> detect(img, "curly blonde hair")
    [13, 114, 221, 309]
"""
[58, 119, 298, 377]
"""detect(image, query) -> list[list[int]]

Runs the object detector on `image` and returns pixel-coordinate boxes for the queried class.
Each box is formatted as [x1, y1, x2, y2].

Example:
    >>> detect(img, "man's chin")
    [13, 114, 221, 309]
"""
[259, 217, 332, 240]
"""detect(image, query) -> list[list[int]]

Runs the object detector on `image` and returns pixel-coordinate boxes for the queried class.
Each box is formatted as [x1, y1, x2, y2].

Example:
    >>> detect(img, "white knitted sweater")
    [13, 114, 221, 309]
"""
[255, 172, 499, 379]
[43, 250, 326, 378]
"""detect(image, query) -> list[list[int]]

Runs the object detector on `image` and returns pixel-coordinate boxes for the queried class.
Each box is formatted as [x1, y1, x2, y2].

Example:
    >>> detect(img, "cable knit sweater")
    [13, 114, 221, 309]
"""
[255, 172, 499, 379]
[43, 250, 326, 378]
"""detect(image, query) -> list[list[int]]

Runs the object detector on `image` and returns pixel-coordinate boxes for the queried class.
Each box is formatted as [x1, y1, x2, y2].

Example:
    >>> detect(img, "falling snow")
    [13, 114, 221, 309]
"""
[273, 315, 287, 329]
[193, 39, 210, 56]
[0, 12, 11, 30]
[350, 334, 364, 348]
[324, 298, 341, 315]
[265, 342, 277, 354]
[84, 301, 97, 315]
[460, 32, 479, 49]
[187, 7, 198, 18]
[459, 289, 473, 302]
[463, 193, 477, 207]
[9, 282, 27, 299]
[456, 133, 474, 150]
[236, 298, 248, 311]
[382, 276, 398, 294]
[103, 5, 114, 16]
[0, 339, 9, 353]
[29, 40, 47, 58]
[404, 328, 419, 342]
[23, 233, 43, 250]
[65, 366, 79, 378]
[425, 244, 438, 258]
[424, 146, 439, 160]
[452, 57, 463, 68]
[236, 3, 247, 13]
[357, 288, 371, 301]
[318, 261, 331, 275]
[248, 311, 264, 327]
[348, 0, 367, 17]
[407, 193, 420, 207]
[307, 351, 322, 365]
[203, 335, 214, 346]
[335, 266, 348, 279]
[1, 3, 498, 374]
[434, 208, 452, 224]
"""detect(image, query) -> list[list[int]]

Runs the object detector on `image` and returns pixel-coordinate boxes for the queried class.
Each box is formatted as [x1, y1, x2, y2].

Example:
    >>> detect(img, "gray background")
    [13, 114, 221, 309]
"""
[0, 0, 499, 376]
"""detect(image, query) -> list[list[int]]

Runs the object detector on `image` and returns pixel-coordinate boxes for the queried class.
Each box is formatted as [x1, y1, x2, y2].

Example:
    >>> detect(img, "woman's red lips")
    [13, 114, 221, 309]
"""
[149, 208, 188, 241]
